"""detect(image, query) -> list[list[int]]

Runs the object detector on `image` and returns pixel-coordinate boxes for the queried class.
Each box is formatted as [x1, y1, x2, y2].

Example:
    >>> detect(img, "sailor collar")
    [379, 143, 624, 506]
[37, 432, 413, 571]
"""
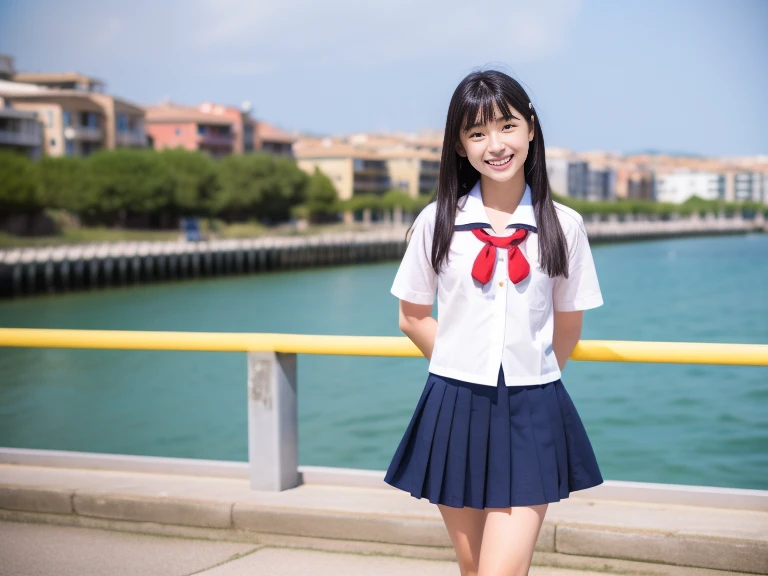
[455, 179, 537, 234]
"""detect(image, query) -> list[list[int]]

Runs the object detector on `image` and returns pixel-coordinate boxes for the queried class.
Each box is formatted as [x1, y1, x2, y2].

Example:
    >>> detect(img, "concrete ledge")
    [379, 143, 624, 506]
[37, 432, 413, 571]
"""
[0, 462, 766, 574]
[74, 492, 232, 529]
[1, 448, 766, 511]
[556, 524, 768, 575]
[0, 484, 73, 514]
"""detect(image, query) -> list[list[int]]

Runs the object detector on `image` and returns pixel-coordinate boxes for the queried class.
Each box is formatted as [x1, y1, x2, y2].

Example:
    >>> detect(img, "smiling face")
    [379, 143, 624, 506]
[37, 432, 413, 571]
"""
[455, 102, 535, 184]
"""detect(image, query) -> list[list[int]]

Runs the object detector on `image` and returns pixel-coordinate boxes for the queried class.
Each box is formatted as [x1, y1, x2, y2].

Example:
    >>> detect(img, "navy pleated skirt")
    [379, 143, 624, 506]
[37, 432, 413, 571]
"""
[384, 365, 604, 509]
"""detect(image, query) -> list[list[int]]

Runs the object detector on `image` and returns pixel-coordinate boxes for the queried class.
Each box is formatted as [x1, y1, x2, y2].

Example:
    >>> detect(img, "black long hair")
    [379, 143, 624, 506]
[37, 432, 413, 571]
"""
[409, 69, 569, 279]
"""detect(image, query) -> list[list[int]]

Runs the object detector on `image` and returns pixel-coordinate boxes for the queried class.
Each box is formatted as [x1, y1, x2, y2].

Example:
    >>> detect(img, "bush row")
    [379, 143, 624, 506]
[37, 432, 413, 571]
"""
[1, 149, 764, 230]
[0, 148, 343, 226]
[553, 193, 766, 218]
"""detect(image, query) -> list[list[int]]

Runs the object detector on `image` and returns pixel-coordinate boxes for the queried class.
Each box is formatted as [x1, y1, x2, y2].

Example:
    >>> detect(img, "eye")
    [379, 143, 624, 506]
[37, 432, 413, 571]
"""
[469, 131, 483, 138]
[503, 124, 515, 130]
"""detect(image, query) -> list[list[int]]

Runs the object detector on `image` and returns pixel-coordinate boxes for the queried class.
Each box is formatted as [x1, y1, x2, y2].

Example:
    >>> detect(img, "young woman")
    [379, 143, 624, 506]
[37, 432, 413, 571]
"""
[384, 69, 605, 576]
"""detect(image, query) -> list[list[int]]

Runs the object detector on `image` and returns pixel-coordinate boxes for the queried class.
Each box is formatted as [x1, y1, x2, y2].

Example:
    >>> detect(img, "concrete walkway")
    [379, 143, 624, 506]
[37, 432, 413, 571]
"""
[0, 520, 749, 576]
[1, 463, 766, 575]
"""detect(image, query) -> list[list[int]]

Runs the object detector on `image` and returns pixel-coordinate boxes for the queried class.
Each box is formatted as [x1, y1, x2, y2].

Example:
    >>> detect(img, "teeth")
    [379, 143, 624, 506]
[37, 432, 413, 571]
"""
[487, 155, 512, 166]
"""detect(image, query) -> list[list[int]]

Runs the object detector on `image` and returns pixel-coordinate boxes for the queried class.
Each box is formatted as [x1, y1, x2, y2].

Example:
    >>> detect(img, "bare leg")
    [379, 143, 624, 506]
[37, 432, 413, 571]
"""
[478, 503, 548, 576]
[437, 503, 486, 576]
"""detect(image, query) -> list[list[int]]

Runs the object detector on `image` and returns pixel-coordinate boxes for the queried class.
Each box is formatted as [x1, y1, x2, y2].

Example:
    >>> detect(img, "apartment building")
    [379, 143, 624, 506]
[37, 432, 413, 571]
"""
[294, 132, 440, 200]
[382, 148, 440, 197]
[547, 148, 640, 201]
[294, 139, 390, 200]
[623, 170, 655, 201]
[0, 106, 43, 158]
[145, 102, 241, 158]
[726, 171, 765, 203]
[0, 59, 146, 157]
[544, 148, 570, 197]
[13, 71, 106, 93]
[256, 121, 296, 157]
[146, 101, 295, 158]
[656, 170, 726, 203]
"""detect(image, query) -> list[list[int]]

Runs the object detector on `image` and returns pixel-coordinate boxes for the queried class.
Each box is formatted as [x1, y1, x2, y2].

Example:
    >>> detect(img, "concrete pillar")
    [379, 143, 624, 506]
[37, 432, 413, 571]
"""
[247, 351, 299, 491]
[362, 208, 372, 226]
[393, 205, 403, 226]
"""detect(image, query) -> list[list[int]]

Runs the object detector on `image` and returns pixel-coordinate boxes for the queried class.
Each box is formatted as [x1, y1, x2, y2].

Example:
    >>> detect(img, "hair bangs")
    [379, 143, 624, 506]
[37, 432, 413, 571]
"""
[460, 88, 515, 134]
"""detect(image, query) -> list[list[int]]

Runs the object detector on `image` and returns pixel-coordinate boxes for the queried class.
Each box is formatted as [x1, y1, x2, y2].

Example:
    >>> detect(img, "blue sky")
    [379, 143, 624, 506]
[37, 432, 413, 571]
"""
[1, 0, 766, 156]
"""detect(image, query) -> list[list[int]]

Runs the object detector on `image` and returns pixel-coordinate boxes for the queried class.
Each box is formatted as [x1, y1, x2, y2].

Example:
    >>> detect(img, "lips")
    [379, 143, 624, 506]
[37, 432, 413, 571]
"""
[485, 154, 513, 167]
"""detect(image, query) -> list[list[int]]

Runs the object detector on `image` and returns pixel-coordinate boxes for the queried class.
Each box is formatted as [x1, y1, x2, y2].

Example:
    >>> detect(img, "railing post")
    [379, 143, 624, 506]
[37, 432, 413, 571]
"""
[246, 351, 299, 491]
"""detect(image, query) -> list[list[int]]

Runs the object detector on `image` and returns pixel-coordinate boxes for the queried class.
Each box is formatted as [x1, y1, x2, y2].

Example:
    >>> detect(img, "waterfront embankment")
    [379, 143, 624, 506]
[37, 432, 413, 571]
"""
[0, 211, 764, 298]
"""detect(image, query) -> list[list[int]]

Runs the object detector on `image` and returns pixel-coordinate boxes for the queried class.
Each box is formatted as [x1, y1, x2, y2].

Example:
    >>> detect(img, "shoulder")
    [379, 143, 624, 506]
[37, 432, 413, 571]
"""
[419, 200, 438, 221]
[552, 200, 588, 238]
[412, 201, 438, 231]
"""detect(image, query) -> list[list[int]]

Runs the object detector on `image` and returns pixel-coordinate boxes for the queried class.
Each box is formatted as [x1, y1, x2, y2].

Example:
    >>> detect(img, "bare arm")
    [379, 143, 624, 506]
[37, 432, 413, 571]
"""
[552, 310, 584, 371]
[398, 300, 438, 361]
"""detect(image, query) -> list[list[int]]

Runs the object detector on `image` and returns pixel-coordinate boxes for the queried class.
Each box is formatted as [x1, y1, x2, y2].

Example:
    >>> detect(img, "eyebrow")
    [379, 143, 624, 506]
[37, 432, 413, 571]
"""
[465, 114, 521, 132]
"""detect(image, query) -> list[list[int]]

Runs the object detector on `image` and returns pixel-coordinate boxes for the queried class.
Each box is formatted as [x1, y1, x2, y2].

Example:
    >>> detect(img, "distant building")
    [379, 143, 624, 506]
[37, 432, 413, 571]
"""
[145, 102, 240, 158]
[724, 171, 764, 203]
[13, 71, 106, 93]
[294, 139, 390, 200]
[567, 161, 589, 199]
[0, 59, 146, 157]
[624, 170, 655, 201]
[294, 132, 440, 200]
[586, 166, 616, 201]
[0, 55, 14, 80]
[146, 101, 295, 158]
[0, 106, 43, 158]
[256, 121, 296, 157]
[544, 149, 570, 198]
[381, 148, 440, 197]
[656, 171, 725, 203]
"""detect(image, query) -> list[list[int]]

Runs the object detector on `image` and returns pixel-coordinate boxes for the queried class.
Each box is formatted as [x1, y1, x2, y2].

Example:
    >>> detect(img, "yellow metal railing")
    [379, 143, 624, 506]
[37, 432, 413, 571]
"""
[1, 328, 767, 366]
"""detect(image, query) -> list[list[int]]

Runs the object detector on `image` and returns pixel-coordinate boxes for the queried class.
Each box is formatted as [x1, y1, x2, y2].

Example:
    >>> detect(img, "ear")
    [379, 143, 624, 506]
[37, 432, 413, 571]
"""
[529, 116, 535, 142]
[455, 140, 467, 157]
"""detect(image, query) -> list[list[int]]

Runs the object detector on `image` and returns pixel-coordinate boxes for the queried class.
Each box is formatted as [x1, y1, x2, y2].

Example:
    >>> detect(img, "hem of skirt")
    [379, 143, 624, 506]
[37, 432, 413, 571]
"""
[384, 478, 605, 509]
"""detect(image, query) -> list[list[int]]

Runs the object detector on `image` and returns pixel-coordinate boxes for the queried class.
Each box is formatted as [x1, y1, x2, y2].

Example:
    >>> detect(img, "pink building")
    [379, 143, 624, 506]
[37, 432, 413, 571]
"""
[145, 101, 254, 158]
[146, 101, 296, 158]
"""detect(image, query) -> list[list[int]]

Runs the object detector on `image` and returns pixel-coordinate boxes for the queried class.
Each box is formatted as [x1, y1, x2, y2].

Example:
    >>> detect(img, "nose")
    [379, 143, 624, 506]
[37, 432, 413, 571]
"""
[487, 131, 505, 154]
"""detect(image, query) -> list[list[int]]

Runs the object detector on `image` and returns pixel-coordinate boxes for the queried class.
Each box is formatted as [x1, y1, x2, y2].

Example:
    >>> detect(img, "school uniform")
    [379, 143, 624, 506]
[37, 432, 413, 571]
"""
[384, 179, 604, 509]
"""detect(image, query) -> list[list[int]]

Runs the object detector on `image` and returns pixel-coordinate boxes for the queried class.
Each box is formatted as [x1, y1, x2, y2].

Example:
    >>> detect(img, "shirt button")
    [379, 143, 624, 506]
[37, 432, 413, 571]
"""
[499, 281, 504, 286]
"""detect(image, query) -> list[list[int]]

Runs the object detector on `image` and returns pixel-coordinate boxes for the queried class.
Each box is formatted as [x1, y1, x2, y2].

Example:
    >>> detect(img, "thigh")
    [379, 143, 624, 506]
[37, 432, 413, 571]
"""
[478, 504, 548, 576]
[437, 504, 486, 575]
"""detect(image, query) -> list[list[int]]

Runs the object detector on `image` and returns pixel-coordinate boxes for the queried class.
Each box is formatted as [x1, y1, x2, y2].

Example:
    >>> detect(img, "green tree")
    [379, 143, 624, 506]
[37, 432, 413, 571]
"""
[0, 150, 40, 214]
[38, 156, 92, 214]
[215, 154, 308, 222]
[159, 148, 218, 215]
[380, 189, 416, 212]
[86, 149, 173, 226]
[302, 167, 339, 221]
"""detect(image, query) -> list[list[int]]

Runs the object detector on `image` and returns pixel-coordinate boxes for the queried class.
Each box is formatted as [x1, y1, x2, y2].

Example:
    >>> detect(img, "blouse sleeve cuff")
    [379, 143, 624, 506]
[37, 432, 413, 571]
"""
[554, 292, 604, 312]
[390, 285, 435, 305]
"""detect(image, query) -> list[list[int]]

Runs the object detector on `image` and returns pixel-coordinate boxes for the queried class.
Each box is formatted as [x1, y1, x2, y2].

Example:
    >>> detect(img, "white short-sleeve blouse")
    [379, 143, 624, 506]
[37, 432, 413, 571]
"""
[390, 179, 604, 387]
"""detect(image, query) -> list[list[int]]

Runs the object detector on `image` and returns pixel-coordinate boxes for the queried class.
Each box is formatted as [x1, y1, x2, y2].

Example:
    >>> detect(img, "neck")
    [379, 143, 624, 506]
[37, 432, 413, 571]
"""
[478, 170, 527, 213]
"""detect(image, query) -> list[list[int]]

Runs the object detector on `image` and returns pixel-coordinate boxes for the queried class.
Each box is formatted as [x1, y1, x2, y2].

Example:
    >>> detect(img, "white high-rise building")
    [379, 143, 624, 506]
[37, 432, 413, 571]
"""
[656, 171, 725, 204]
